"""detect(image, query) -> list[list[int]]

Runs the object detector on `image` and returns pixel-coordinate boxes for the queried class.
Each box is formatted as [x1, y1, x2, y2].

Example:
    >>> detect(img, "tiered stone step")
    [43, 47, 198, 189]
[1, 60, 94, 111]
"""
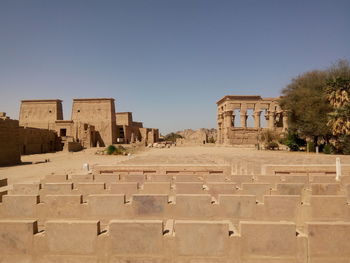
[0, 165, 350, 262]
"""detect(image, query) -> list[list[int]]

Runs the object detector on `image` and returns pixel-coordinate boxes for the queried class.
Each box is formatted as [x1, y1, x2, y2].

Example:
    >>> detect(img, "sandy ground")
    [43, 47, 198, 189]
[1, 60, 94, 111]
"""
[1, 145, 350, 187]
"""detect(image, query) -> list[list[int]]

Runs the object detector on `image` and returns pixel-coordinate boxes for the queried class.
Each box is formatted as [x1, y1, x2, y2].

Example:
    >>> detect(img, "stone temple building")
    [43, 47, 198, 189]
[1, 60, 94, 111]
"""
[217, 95, 288, 145]
[0, 97, 163, 166]
[116, 112, 159, 145]
[18, 98, 159, 151]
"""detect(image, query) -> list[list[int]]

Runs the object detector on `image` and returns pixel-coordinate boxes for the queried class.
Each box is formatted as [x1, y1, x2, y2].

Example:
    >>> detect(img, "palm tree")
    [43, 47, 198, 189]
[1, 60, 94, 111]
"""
[325, 77, 350, 136]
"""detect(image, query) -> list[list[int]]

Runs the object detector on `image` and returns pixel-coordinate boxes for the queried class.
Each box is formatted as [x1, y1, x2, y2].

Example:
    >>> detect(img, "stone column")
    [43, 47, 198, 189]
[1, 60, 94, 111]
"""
[282, 111, 289, 132]
[268, 110, 275, 129]
[224, 110, 233, 128]
[254, 111, 261, 128]
[217, 113, 223, 144]
[240, 109, 247, 128]
[223, 110, 233, 145]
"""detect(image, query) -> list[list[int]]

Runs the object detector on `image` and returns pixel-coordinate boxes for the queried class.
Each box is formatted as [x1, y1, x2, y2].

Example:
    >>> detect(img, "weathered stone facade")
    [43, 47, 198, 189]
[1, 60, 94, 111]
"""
[19, 127, 61, 155]
[18, 98, 158, 150]
[0, 113, 21, 166]
[217, 95, 288, 145]
[72, 98, 117, 147]
[176, 129, 217, 146]
[19, 100, 63, 130]
[116, 112, 159, 145]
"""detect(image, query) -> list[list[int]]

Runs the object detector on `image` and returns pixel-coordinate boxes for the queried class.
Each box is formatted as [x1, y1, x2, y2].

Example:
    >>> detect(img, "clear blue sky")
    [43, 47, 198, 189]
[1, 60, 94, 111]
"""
[0, 0, 349, 134]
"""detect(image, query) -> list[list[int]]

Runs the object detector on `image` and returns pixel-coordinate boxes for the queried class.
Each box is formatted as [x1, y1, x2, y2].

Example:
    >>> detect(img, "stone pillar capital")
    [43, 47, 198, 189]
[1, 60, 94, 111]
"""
[223, 110, 233, 116]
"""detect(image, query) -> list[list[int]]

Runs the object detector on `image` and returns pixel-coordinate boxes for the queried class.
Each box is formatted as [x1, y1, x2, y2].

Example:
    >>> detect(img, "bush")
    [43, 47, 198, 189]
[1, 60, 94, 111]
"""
[115, 145, 127, 155]
[208, 136, 216, 143]
[337, 135, 350, 155]
[280, 131, 306, 151]
[258, 130, 280, 151]
[266, 141, 279, 150]
[106, 145, 127, 155]
[106, 145, 117, 155]
[322, 144, 332, 154]
[164, 133, 183, 143]
[287, 142, 300, 151]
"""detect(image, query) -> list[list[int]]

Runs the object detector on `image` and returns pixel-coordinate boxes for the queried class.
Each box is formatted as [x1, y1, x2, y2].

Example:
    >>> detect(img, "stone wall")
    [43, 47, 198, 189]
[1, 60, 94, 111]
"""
[72, 98, 117, 146]
[176, 128, 217, 146]
[116, 112, 158, 145]
[0, 113, 21, 166]
[19, 100, 63, 130]
[19, 127, 61, 155]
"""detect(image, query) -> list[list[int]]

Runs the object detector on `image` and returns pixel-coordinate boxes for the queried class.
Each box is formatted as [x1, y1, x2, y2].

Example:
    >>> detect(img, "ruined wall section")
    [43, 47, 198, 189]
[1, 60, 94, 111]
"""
[19, 100, 63, 130]
[0, 113, 21, 166]
[116, 113, 146, 143]
[19, 127, 61, 155]
[72, 98, 116, 146]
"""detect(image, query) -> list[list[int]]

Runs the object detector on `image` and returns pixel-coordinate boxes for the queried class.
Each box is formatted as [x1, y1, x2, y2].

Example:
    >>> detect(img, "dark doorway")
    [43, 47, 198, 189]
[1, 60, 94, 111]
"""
[60, 128, 67, 137]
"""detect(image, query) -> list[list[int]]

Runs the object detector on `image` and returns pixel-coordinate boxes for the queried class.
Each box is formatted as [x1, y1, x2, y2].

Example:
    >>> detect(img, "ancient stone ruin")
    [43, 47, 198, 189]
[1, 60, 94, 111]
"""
[0, 98, 160, 166]
[217, 95, 288, 145]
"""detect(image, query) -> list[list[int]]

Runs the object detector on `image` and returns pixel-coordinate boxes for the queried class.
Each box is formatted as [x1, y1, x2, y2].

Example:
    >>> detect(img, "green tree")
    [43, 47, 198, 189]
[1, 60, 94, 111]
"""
[164, 132, 183, 143]
[279, 70, 333, 145]
[325, 60, 350, 154]
[325, 60, 350, 136]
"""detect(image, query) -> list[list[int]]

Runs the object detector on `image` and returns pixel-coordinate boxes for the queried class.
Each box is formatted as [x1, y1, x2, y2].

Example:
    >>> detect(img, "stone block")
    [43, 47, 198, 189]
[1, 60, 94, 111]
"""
[146, 174, 172, 182]
[94, 174, 119, 186]
[142, 182, 172, 194]
[131, 194, 169, 217]
[207, 183, 237, 197]
[108, 220, 164, 255]
[110, 182, 138, 197]
[283, 175, 309, 184]
[204, 174, 228, 182]
[42, 183, 73, 195]
[87, 194, 125, 217]
[175, 194, 213, 219]
[218, 195, 256, 219]
[0, 178, 7, 187]
[175, 174, 203, 182]
[75, 182, 105, 197]
[45, 220, 100, 254]
[227, 175, 253, 186]
[175, 182, 204, 194]
[44, 195, 83, 219]
[240, 221, 298, 262]
[311, 183, 340, 195]
[307, 222, 350, 262]
[255, 175, 281, 184]
[175, 220, 229, 256]
[309, 195, 350, 221]
[11, 183, 41, 195]
[2, 195, 39, 217]
[241, 183, 271, 202]
[120, 174, 145, 182]
[0, 220, 38, 254]
[70, 173, 94, 182]
[0, 190, 7, 202]
[41, 174, 68, 183]
[275, 183, 305, 195]
[340, 176, 350, 185]
[263, 195, 301, 221]
[310, 175, 337, 183]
